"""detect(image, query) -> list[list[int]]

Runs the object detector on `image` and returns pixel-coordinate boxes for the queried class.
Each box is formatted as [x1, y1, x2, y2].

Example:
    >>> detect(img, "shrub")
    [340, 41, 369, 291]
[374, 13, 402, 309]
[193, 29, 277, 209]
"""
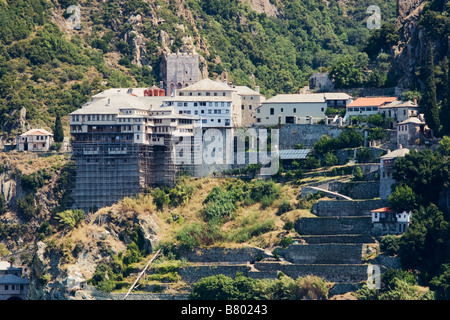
[324, 152, 338, 166]
[353, 166, 364, 181]
[278, 199, 291, 215]
[380, 235, 400, 256]
[17, 194, 36, 219]
[55, 209, 85, 230]
[152, 187, 169, 211]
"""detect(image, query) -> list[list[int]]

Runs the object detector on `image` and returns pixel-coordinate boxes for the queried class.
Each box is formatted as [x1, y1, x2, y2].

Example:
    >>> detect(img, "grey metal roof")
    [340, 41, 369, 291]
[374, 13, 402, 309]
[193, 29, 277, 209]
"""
[279, 149, 311, 160]
[0, 274, 29, 285]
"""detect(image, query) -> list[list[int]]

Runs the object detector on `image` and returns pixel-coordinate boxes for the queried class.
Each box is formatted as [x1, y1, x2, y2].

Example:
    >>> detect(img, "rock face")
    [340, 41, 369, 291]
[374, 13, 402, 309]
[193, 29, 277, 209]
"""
[393, 0, 427, 89]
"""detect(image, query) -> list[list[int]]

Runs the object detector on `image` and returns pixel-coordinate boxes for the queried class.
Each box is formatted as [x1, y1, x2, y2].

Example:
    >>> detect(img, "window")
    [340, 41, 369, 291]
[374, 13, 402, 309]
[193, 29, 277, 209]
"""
[194, 111, 198, 115]
[218, 119, 221, 123]
[136, 135, 139, 140]
[256, 118, 261, 123]
[184, 103, 188, 107]
[281, 108, 284, 112]
[270, 108, 274, 115]
[202, 119, 207, 124]
[293, 108, 296, 113]
[194, 103, 198, 107]
[321, 108, 324, 112]
[242, 105, 245, 110]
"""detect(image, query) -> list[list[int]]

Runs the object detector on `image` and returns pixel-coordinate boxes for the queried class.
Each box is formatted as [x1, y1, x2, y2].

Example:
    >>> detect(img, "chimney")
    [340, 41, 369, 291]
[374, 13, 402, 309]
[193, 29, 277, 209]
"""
[106, 98, 111, 106]
[160, 81, 164, 89]
[399, 144, 403, 149]
[255, 86, 260, 94]
[413, 98, 417, 105]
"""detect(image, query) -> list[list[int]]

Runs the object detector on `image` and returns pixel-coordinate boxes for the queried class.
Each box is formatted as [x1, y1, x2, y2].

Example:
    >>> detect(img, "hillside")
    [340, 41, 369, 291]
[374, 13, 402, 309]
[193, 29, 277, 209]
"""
[0, 0, 400, 143]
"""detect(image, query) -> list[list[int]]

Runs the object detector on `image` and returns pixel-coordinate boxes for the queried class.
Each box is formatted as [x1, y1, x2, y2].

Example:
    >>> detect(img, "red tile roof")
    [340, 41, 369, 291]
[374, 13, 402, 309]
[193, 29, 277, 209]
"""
[370, 207, 393, 213]
[347, 97, 398, 108]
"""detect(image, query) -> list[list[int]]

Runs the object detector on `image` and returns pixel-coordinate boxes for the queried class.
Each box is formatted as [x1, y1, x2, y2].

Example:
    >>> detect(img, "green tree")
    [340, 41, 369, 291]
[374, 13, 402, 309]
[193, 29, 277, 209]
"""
[152, 188, 169, 211]
[388, 184, 418, 213]
[421, 41, 440, 136]
[399, 204, 450, 281]
[353, 166, 364, 181]
[0, 194, 6, 215]
[55, 209, 85, 230]
[329, 55, 365, 88]
[53, 112, 64, 143]
[440, 56, 450, 136]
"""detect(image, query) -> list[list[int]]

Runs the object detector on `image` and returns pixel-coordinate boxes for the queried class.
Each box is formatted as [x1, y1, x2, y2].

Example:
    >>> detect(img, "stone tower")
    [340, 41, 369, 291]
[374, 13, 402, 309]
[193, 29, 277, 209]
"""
[161, 49, 200, 96]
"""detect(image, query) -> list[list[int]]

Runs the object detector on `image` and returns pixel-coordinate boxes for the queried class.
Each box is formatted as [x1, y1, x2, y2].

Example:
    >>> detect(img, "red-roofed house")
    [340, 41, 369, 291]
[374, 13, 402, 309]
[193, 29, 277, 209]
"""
[17, 129, 53, 152]
[371, 207, 412, 235]
[346, 97, 398, 118]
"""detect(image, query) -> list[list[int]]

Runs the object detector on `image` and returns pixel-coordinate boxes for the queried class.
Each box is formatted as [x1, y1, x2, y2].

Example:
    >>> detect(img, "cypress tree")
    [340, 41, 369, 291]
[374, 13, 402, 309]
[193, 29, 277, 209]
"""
[422, 41, 440, 136]
[440, 55, 450, 136]
[53, 112, 64, 143]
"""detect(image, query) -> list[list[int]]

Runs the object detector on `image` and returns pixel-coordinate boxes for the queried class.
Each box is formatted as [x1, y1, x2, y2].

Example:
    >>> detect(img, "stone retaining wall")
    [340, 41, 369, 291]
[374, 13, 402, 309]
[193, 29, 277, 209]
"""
[178, 265, 250, 283]
[296, 216, 373, 235]
[253, 262, 370, 283]
[277, 244, 363, 264]
[311, 199, 387, 216]
[178, 247, 271, 263]
[298, 235, 376, 244]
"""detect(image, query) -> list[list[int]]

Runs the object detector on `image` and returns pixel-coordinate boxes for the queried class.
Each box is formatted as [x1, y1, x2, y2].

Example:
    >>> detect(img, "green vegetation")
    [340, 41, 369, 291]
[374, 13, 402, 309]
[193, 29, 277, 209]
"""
[313, 129, 364, 156]
[356, 269, 433, 300]
[383, 141, 450, 292]
[55, 209, 85, 230]
[190, 273, 330, 300]
[176, 179, 280, 248]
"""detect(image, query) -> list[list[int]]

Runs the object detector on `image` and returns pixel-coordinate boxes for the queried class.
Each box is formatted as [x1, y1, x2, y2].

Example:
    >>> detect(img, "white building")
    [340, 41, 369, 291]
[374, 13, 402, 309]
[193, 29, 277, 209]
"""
[379, 100, 419, 129]
[17, 129, 53, 152]
[69, 90, 196, 146]
[346, 97, 398, 119]
[163, 78, 242, 128]
[0, 261, 29, 300]
[255, 93, 352, 125]
[371, 207, 412, 235]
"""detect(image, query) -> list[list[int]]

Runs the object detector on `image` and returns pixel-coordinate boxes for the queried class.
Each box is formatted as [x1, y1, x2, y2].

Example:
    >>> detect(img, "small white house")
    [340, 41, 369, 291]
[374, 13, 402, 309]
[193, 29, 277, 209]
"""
[17, 129, 53, 152]
[371, 207, 412, 235]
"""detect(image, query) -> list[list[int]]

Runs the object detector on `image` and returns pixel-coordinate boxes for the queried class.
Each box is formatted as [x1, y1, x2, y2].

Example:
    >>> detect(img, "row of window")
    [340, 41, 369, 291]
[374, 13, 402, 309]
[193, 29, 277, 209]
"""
[201, 119, 231, 125]
[179, 92, 227, 97]
[179, 109, 230, 115]
[347, 107, 378, 112]
[1, 284, 25, 291]
[173, 101, 232, 107]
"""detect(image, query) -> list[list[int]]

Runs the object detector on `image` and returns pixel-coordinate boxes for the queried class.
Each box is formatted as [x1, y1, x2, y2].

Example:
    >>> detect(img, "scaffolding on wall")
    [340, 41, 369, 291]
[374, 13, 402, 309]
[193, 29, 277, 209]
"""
[70, 136, 200, 212]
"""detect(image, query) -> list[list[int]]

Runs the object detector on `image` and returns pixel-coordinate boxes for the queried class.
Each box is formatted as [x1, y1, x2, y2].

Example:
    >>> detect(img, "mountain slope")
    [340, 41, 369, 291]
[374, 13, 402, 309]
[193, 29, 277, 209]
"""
[0, 0, 398, 142]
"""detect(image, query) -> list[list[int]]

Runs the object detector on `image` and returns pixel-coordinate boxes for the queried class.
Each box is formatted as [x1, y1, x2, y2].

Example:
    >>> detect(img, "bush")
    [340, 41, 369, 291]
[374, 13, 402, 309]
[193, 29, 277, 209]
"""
[17, 194, 36, 219]
[278, 199, 291, 215]
[55, 209, 85, 230]
[324, 152, 338, 166]
[152, 188, 169, 211]
[353, 166, 364, 181]
[380, 235, 400, 256]
[190, 273, 330, 300]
